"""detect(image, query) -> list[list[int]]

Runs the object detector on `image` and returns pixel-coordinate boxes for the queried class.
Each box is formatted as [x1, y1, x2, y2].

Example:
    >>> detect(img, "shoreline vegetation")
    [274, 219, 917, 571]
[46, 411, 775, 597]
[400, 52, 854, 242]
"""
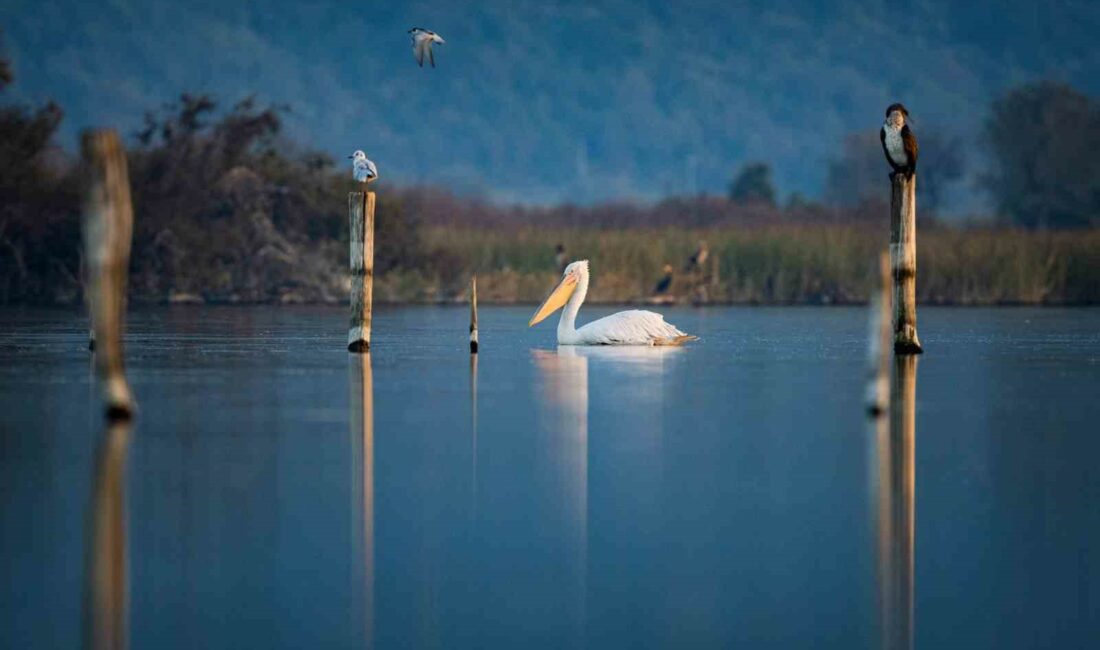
[128, 224, 1099, 307]
[2, 73, 1097, 307]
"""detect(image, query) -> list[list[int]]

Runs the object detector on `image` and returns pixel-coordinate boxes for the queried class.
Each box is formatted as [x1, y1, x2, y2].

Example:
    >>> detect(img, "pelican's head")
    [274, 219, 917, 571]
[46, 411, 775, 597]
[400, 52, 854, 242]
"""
[529, 260, 588, 327]
[349, 150, 367, 161]
[885, 103, 908, 128]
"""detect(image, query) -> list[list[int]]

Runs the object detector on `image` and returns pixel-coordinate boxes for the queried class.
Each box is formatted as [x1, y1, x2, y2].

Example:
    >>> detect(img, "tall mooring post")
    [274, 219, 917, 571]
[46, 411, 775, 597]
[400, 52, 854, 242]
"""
[82, 129, 136, 420]
[890, 173, 922, 354]
[469, 275, 479, 354]
[348, 191, 376, 352]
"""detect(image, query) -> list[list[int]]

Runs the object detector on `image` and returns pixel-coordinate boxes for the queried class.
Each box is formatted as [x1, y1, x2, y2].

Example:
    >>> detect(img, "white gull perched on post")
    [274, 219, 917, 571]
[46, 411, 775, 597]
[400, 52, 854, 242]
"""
[349, 150, 378, 184]
[408, 27, 445, 67]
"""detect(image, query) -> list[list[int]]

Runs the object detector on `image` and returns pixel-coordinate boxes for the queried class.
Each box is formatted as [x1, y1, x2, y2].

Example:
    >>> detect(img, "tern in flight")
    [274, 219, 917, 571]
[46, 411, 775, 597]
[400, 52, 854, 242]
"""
[409, 27, 445, 67]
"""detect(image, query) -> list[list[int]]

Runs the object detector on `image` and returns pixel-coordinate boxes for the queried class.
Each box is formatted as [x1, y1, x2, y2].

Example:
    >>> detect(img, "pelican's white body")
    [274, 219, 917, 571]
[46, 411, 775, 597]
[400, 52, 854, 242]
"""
[545, 261, 695, 346]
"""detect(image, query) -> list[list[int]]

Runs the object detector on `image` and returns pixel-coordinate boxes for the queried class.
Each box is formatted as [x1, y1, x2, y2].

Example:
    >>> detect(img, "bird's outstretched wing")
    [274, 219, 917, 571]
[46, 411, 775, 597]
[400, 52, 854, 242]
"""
[428, 45, 435, 68]
[415, 39, 425, 67]
[901, 125, 918, 174]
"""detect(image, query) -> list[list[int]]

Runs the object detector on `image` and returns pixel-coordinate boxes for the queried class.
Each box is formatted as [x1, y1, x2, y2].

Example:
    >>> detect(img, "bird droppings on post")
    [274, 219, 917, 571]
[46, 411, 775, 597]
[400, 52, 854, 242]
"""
[81, 129, 137, 421]
[348, 190, 376, 353]
[470, 275, 479, 354]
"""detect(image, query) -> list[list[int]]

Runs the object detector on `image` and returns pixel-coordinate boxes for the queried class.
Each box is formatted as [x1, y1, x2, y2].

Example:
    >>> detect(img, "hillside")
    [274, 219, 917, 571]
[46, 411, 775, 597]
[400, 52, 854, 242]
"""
[4, 0, 1098, 207]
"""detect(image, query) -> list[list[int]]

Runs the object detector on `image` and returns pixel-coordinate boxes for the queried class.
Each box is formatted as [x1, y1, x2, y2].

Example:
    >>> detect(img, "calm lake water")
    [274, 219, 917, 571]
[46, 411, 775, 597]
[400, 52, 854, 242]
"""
[1, 305, 1098, 649]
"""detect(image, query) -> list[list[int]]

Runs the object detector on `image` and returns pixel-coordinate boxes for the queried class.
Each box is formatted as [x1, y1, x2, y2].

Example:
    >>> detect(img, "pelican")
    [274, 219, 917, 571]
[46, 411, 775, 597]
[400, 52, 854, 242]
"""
[529, 260, 698, 346]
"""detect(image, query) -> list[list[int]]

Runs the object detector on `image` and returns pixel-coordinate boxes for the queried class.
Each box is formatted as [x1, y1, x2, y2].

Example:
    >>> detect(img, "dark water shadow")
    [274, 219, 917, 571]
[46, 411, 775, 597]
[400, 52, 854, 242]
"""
[83, 419, 132, 650]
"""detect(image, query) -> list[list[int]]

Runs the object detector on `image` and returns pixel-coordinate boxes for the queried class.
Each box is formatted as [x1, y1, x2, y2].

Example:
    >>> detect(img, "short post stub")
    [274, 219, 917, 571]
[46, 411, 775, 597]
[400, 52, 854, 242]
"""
[865, 250, 892, 416]
[348, 191, 376, 353]
[81, 129, 136, 420]
[469, 275, 479, 354]
[889, 173, 922, 354]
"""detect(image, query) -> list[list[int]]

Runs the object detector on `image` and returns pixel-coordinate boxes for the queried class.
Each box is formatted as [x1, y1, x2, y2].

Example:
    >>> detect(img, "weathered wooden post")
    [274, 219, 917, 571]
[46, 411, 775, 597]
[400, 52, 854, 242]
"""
[348, 191, 376, 352]
[82, 130, 136, 419]
[890, 173, 922, 354]
[83, 419, 131, 650]
[81, 254, 96, 351]
[469, 275, 479, 354]
[865, 251, 892, 416]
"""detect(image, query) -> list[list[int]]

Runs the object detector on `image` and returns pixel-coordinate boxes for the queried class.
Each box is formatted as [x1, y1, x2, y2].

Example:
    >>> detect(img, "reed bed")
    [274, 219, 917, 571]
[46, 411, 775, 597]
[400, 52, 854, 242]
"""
[383, 225, 1100, 305]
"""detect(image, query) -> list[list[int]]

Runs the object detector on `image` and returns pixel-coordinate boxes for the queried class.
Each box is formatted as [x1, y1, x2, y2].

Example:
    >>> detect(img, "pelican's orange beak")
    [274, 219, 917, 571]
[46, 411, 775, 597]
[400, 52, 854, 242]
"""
[529, 274, 578, 326]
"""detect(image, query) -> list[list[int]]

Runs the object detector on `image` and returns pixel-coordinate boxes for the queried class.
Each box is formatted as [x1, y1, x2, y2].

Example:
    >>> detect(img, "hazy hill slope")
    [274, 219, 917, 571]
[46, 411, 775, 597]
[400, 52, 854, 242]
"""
[4, 0, 1097, 205]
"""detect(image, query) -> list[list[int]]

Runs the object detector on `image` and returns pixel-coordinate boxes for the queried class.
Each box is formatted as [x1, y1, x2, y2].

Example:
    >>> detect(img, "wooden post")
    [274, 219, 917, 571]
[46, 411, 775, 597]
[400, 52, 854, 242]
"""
[84, 419, 131, 650]
[82, 130, 136, 420]
[865, 251, 892, 416]
[469, 275, 479, 354]
[890, 173, 922, 354]
[81, 253, 96, 351]
[348, 191, 376, 352]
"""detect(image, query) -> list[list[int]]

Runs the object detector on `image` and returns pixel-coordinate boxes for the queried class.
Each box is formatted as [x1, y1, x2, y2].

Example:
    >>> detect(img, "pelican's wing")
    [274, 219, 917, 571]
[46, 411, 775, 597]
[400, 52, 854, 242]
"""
[575, 310, 696, 346]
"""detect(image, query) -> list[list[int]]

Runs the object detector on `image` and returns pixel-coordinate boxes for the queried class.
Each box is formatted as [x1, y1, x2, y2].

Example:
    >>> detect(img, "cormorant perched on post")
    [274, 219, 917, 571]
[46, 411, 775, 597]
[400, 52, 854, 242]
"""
[880, 103, 918, 178]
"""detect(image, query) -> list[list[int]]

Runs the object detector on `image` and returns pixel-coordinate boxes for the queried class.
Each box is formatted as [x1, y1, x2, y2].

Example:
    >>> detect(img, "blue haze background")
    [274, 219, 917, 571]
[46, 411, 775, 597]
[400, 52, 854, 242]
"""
[3, 0, 1098, 205]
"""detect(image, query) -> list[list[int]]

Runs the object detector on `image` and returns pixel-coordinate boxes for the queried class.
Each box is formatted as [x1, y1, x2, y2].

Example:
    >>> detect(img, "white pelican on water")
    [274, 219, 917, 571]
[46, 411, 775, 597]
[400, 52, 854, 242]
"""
[529, 260, 698, 346]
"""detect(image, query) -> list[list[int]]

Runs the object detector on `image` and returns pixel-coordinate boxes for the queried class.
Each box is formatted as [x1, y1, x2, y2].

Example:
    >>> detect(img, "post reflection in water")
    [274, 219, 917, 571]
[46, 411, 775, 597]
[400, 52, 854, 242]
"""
[531, 347, 589, 640]
[470, 352, 479, 517]
[83, 419, 132, 650]
[874, 355, 918, 650]
[349, 354, 375, 647]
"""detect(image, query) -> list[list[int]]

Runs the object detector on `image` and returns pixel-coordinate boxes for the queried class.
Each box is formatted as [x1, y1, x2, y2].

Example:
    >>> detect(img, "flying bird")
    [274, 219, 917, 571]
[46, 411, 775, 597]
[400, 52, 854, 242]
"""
[529, 260, 698, 346]
[409, 27, 445, 67]
[880, 103, 918, 178]
[349, 150, 378, 184]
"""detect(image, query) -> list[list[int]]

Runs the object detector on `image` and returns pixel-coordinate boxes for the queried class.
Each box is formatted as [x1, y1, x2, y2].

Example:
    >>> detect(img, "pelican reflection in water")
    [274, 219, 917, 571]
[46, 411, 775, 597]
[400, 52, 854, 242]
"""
[874, 355, 918, 650]
[531, 347, 590, 639]
[84, 419, 132, 650]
